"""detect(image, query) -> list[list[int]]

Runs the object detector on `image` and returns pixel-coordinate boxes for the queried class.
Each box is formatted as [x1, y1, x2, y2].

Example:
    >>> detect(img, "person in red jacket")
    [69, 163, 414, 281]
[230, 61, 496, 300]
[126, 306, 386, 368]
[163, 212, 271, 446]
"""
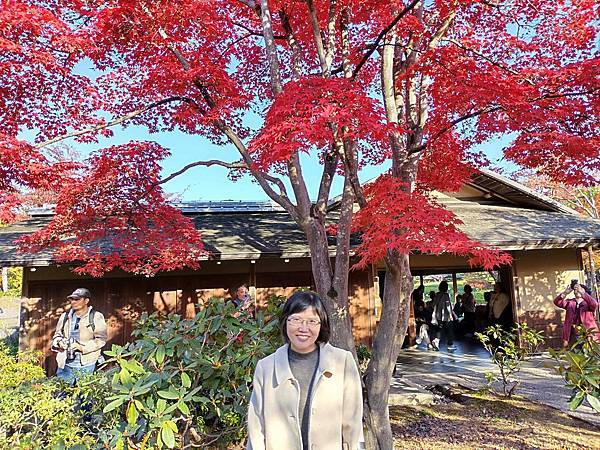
[554, 282, 600, 347]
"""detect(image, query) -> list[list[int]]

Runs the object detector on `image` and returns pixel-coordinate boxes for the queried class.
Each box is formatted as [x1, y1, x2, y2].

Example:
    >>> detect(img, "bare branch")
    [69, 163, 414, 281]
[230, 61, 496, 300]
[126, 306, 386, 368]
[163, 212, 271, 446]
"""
[340, 8, 352, 78]
[35, 96, 195, 149]
[352, 0, 421, 79]
[259, 0, 283, 95]
[428, 10, 456, 49]
[159, 159, 248, 186]
[446, 39, 535, 85]
[410, 104, 503, 154]
[306, 0, 328, 75]
[341, 139, 367, 208]
[232, 21, 286, 39]
[408, 88, 597, 154]
[324, 0, 338, 77]
[279, 9, 302, 80]
[315, 149, 340, 216]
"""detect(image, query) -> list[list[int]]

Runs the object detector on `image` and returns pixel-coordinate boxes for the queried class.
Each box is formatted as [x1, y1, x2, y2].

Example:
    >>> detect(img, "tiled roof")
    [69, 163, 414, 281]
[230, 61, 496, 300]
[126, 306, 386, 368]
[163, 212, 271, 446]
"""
[1, 201, 599, 266]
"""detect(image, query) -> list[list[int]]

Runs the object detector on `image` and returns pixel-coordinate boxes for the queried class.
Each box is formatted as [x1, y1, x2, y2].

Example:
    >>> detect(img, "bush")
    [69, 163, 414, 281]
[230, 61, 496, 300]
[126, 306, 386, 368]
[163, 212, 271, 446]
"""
[0, 267, 23, 298]
[549, 327, 600, 413]
[0, 344, 95, 449]
[99, 298, 280, 449]
[476, 323, 545, 397]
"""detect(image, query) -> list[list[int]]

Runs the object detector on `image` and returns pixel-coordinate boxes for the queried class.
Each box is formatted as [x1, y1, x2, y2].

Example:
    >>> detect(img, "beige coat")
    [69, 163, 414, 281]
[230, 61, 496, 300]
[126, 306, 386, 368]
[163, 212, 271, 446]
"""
[247, 343, 365, 450]
[51, 307, 107, 369]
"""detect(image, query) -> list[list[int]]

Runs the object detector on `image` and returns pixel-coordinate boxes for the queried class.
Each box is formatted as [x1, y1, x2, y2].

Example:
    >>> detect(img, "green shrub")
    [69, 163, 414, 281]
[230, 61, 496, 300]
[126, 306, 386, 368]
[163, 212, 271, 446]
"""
[99, 298, 280, 449]
[549, 327, 600, 413]
[0, 267, 23, 298]
[0, 344, 94, 449]
[476, 323, 545, 397]
[356, 343, 371, 374]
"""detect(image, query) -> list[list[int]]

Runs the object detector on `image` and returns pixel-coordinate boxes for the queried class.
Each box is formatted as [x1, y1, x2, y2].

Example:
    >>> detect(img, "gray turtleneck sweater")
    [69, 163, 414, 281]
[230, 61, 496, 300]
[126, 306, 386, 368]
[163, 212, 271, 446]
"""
[288, 346, 320, 450]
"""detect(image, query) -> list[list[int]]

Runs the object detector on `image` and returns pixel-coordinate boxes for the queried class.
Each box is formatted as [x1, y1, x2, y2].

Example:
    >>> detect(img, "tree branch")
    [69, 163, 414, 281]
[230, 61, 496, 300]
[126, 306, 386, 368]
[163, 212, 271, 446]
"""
[446, 39, 535, 85]
[306, 0, 328, 75]
[411, 87, 598, 154]
[233, 21, 286, 39]
[159, 159, 248, 186]
[279, 9, 302, 80]
[315, 150, 340, 217]
[34, 96, 196, 149]
[259, 0, 283, 95]
[410, 104, 503, 154]
[352, 0, 421, 79]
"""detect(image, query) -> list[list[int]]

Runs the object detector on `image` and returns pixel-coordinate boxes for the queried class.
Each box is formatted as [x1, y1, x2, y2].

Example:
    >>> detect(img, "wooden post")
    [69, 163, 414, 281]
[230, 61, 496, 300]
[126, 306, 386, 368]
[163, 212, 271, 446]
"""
[452, 272, 458, 302]
[588, 245, 599, 321]
[249, 260, 257, 307]
[1, 267, 7, 292]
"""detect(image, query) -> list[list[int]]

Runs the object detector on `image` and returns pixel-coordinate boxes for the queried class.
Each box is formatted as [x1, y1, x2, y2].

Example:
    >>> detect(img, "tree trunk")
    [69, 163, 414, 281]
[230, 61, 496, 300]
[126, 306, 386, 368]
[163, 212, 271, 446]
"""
[363, 251, 412, 450]
[304, 219, 356, 353]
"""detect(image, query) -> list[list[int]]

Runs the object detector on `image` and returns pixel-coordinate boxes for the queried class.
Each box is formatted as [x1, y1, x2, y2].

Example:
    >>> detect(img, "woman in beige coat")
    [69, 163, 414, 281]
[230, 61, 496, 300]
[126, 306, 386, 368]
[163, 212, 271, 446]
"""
[247, 291, 364, 450]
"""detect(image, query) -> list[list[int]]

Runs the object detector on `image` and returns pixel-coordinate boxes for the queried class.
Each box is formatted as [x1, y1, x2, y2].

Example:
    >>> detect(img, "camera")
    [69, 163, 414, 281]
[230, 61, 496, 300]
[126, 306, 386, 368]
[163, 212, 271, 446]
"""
[570, 279, 579, 290]
[66, 338, 77, 361]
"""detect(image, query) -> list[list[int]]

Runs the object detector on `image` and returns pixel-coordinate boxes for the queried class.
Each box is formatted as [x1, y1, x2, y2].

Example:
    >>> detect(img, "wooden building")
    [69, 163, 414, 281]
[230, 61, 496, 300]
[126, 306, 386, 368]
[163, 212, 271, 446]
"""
[1, 168, 599, 370]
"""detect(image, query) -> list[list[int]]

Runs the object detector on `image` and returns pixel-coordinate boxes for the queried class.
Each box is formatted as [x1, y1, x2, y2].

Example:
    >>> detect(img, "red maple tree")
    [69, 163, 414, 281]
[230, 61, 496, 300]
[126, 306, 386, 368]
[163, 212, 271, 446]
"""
[1, 0, 598, 447]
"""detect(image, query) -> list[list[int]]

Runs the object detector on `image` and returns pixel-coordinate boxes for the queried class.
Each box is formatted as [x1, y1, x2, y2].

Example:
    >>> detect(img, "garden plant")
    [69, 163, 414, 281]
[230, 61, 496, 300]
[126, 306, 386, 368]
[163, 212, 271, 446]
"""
[550, 326, 600, 414]
[476, 323, 545, 397]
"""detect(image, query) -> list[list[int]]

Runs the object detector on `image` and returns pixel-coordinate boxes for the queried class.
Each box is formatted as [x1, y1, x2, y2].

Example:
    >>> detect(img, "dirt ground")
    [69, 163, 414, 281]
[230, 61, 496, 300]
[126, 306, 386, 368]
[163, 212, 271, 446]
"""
[391, 389, 600, 450]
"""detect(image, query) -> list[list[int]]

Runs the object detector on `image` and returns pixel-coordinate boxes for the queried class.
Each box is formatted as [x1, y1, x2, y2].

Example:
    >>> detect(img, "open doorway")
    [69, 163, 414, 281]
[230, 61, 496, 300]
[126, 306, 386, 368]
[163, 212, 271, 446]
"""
[408, 269, 515, 353]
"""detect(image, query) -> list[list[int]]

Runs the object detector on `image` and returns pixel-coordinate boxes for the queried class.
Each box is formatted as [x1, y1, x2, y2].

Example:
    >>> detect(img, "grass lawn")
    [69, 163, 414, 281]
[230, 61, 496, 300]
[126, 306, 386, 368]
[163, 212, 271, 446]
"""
[415, 272, 497, 304]
[391, 389, 600, 450]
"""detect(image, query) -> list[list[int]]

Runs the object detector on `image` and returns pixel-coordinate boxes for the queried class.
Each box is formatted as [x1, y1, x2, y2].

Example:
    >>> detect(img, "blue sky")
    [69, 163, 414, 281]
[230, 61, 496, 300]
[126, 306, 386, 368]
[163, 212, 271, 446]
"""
[39, 60, 518, 203]
[65, 122, 516, 202]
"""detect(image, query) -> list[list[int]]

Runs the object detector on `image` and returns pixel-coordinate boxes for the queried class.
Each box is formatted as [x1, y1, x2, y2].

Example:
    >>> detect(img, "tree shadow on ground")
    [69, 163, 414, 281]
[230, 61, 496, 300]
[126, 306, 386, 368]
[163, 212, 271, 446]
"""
[390, 392, 600, 450]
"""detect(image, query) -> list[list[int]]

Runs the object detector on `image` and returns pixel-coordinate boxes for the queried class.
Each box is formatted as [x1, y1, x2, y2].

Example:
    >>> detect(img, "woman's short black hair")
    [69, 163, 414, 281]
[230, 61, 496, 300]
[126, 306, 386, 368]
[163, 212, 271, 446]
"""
[280, 291, 330, 344]
[439, 280, 448, 292]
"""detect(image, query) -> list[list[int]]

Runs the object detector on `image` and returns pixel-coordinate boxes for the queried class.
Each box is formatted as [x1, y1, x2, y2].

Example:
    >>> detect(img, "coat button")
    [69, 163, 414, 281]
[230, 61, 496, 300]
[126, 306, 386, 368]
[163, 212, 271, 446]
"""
[324, 371, 332, 378]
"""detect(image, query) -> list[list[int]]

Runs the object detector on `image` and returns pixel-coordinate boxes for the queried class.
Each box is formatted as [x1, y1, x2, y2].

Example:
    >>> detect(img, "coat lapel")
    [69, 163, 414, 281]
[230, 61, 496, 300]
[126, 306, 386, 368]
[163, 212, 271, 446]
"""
[273, 344, 294, 387]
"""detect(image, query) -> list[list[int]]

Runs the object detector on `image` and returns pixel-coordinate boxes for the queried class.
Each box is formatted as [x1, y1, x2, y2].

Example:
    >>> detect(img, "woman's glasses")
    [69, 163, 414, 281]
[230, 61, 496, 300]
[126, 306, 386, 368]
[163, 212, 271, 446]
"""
[287, 317, 321, 329]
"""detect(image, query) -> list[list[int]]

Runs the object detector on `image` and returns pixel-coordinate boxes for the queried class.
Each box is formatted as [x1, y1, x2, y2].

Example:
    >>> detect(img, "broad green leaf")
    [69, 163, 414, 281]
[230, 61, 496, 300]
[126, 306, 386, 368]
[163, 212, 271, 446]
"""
[177, 401, 190, 416]
[157, 398, 167, 415]
[569, 390, 585, 410]
[119, 367, 133, 385]
[161, 423, 176, 449]
[126, 402, 139, 426]
[125, 360, 146, 374]
[158, 390, 179, 400]
[165, 420, 178, 432]
[587, 394, 600, 412]
[156, 345, 166, 364]
[103, 397, 125, 413]
[181, 372, 191, 388]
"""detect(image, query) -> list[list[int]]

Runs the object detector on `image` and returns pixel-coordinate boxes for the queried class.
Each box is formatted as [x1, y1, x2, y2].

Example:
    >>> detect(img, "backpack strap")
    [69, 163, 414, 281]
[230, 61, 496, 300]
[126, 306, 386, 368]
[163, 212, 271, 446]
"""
[88, 308, 96, 333]
[60, 311, 70, 337]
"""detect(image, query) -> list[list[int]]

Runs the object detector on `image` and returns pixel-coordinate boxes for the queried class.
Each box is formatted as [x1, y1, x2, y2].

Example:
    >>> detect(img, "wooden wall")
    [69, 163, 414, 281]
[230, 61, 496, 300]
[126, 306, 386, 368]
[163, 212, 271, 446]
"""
[20, 259, 375, 373]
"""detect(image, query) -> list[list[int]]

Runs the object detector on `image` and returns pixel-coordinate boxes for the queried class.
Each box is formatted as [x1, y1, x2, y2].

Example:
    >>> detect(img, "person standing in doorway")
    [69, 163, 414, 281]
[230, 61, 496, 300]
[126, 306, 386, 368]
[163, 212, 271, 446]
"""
[488, 282, 510, 328]
[431, 281, 456, 352]
[51, 288, 107, 384]
[462, 284, 476, 337]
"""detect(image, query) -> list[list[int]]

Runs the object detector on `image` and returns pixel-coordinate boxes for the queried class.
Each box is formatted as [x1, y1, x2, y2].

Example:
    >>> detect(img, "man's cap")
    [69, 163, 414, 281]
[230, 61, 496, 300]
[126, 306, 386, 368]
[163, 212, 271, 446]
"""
[67, 288, 91, 300]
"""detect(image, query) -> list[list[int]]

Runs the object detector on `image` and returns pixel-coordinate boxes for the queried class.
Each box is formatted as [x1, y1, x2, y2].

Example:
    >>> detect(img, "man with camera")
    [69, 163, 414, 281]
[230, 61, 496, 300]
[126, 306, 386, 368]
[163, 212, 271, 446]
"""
[51, 288, 108, 383]
[554, 279, 599, 347]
